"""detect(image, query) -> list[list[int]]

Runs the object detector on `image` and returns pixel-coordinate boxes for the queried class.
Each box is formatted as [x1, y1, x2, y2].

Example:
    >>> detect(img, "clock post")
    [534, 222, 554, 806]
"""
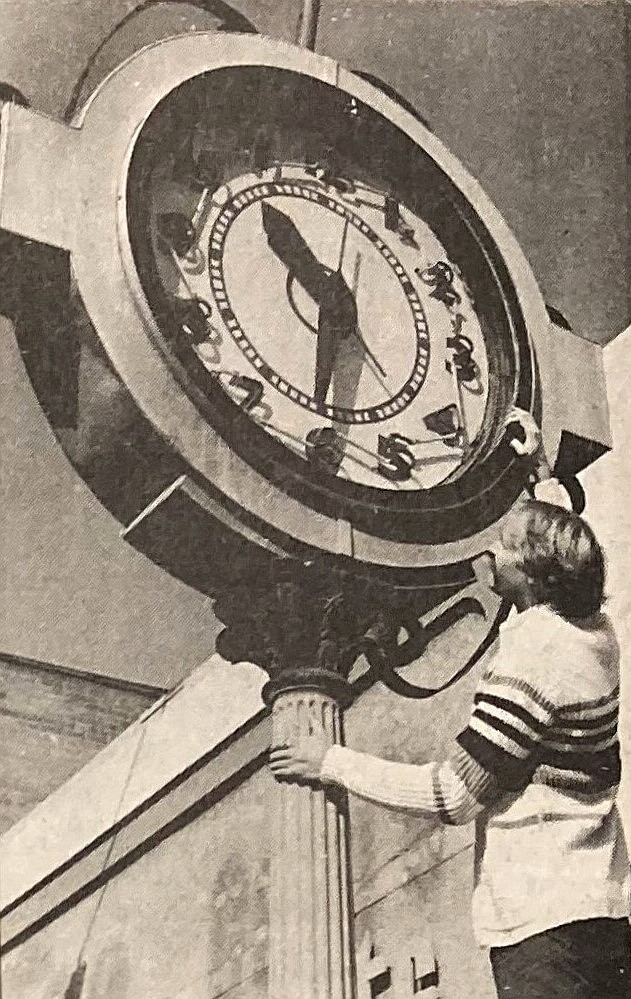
[217, 568, 363, 999]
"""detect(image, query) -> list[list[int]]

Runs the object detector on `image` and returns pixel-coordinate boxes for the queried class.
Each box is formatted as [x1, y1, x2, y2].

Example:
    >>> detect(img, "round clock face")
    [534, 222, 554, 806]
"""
[126, 66, 532, 544]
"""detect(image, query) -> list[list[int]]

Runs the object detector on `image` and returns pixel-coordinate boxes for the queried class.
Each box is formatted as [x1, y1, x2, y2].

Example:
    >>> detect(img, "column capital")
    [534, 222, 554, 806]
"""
[262, 667, 353, 708]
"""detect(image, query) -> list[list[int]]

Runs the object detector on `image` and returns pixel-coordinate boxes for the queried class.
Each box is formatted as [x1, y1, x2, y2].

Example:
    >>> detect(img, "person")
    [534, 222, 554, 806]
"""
[269, 407, 631, 999]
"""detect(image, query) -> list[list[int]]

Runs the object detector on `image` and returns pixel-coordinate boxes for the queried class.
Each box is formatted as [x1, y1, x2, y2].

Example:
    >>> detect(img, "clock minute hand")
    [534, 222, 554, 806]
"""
[315, 273, 357, 405]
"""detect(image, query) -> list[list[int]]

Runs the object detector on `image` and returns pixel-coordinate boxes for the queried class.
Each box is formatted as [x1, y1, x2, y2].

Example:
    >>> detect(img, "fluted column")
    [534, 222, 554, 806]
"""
[266, 678, 357, 999]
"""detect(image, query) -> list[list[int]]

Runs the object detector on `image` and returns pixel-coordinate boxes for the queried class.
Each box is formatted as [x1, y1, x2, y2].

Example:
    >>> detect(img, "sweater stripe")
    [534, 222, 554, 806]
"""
[554, 711, 618, 739]
[457, 727, 537, 790]
[556, 705, 618, 728]
[561, 686, 619, 713]
[481, 672, 556, 714]
[471, 709, 539, 754]
[474, 703, 544, 745]
[544, 728, 617, 750]
[542, 743, 621, 778]
[431, 763, 450, 823]
[473, 692, 547, 735]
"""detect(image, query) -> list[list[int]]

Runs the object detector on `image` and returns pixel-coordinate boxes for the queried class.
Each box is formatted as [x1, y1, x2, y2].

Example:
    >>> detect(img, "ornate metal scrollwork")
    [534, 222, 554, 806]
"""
[213, 553, 508, 702]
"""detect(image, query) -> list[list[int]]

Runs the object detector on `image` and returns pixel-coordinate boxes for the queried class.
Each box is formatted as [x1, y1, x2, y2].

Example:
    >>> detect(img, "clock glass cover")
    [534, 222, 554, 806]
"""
[126, 67, 532, 545]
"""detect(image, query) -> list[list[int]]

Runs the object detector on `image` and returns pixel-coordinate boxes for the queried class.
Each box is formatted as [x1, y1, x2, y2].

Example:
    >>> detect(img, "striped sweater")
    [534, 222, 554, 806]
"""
[321, 604, 630, 946]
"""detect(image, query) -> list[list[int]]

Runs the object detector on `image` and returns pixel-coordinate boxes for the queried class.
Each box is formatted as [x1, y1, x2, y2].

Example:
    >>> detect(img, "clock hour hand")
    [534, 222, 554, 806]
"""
[262, 201, 387, 409]
[261, 201, 330, 303]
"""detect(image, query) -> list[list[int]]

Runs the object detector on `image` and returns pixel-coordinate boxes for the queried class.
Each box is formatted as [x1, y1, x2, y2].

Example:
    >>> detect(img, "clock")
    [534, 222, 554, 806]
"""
[124, 54, 534, 560]
[1, 32, 577, 595]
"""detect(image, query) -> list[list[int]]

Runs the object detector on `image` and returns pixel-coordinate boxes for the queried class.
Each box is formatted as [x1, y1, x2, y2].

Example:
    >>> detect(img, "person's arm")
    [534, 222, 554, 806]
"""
[319, 658, 556, 824]
[270, 647, 556, 825]
[319, 742, 503, 825]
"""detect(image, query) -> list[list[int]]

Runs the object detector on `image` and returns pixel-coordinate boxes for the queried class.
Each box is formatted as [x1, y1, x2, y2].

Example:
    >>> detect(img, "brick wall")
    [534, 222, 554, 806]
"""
[0, 654, 164, 833]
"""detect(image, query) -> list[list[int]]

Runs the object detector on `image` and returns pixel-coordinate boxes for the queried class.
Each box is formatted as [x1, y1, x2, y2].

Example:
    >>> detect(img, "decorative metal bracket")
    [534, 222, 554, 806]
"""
[213, 554, 508, 703]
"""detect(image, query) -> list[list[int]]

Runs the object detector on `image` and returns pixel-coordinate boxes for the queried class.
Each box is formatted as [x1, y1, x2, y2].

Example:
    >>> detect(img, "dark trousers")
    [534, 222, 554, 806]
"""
[490, 918, 631, 999]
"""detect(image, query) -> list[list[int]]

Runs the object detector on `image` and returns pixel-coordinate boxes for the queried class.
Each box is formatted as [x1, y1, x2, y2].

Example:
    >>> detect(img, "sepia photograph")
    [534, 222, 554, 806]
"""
[0, 1, 629, 996]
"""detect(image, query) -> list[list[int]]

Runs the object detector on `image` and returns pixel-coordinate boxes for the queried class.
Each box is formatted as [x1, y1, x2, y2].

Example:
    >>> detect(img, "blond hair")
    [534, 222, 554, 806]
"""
[513, 501, 605, 620]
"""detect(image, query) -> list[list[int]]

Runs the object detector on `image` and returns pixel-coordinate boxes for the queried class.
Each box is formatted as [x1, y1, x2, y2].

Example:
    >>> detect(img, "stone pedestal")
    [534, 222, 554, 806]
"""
[267, 681, 357, 999]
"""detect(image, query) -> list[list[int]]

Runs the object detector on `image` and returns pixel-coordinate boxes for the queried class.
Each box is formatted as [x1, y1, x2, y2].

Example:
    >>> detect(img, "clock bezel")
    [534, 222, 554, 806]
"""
[123, 55, 534, 547]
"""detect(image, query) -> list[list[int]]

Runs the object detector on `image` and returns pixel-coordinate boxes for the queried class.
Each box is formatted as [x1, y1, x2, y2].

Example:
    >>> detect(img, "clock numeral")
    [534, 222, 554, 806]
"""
[305, 158, 356, 195]
[376, 433, 416, 482]
[384, 195, 418, 247]
[424, 405, 462, 448]
[416, 260, 462, 309]
[398, 224, 418, 249]
[173, 297, 219, 346]
[230, 374, 261, 413]
[180, 247, 206, 276]
[446, 328, 477, 385]
[229, 374, 273, 422]
[305, 426, 344, 473]
[329, 175, 356, 195]
[157, 213, 197, 258]
[384, 196, 400, 231]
